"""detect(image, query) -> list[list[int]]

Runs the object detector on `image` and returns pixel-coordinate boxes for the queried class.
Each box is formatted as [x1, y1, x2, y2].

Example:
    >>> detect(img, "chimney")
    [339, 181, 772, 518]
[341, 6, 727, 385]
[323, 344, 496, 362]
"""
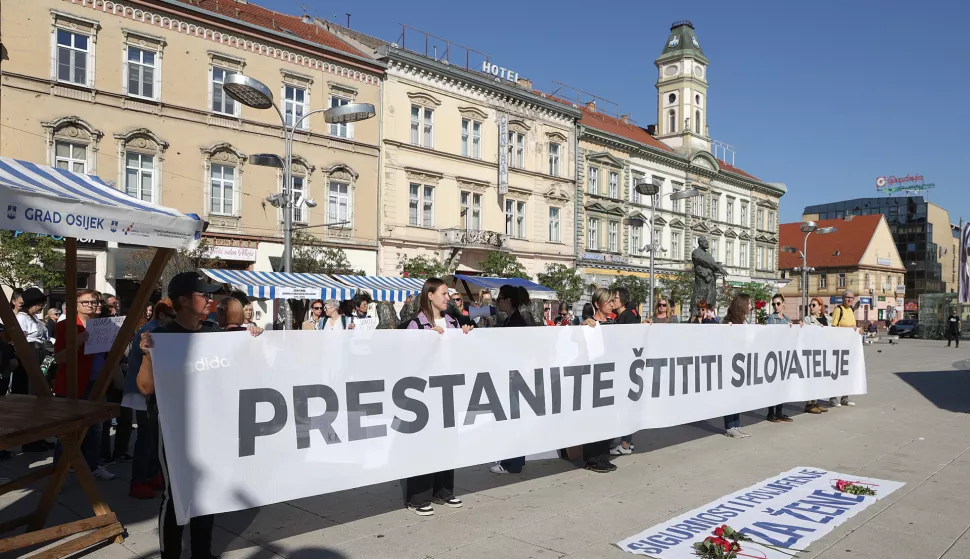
[301, 14, 311, 23]
[517, 77, 533, 90]
[621, 114, 629, 124]
[646, 124, 657, 136]
[586, 100, 597, 113]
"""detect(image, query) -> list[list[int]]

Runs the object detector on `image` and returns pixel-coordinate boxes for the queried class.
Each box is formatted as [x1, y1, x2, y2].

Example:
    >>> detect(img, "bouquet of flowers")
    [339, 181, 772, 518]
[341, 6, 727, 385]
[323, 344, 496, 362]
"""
[834, 479, 877, 496]
[754, 300, 769, 325]
[694, 525, 802, 558]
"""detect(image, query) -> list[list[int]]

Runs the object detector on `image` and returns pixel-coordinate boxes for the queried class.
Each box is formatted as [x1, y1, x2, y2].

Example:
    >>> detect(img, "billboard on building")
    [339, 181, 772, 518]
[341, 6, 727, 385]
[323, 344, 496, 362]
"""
[497, 114, 509, 195]
[960, 222, 970, 303]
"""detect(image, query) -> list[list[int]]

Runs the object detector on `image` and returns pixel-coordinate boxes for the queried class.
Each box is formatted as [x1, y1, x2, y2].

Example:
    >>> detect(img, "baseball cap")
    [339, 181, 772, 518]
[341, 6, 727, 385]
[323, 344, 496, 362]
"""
[21, 287, 47, 308]
[168, 272, 221, 299]
[447, 288, 459, 296]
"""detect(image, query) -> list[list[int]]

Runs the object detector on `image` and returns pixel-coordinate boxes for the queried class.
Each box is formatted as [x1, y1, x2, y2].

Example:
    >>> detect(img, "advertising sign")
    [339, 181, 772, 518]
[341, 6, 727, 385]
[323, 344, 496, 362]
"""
[960, 223, 970, 304]
[498, 115, 509, 195]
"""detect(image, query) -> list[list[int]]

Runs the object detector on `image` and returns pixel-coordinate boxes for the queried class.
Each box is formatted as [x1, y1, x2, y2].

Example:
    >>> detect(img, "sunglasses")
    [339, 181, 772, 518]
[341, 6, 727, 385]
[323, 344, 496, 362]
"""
[657, 303, 668, 307]
[773, 302, 783, 306]
[311, 306, 323, 310]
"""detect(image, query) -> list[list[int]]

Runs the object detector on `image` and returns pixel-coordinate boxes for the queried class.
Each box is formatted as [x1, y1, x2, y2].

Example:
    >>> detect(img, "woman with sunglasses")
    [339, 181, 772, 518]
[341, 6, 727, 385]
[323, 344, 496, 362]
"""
[651, 297, 679, 323]
[801, 297, 829, 415]
[316, 299, 354, 330]
[764, 294, 793, 423]
[687, 300, 718, 324]
[303, 300, 325, 330]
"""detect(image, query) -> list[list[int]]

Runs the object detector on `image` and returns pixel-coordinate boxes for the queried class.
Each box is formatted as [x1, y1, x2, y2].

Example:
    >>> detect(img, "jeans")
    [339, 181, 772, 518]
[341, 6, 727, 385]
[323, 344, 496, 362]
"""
[724, 414, 740, 430]
[500, 456, 525, 473]
[404, 470, 455, 505]
[583, 440, 612, 466]
[132, 409, 160, 483]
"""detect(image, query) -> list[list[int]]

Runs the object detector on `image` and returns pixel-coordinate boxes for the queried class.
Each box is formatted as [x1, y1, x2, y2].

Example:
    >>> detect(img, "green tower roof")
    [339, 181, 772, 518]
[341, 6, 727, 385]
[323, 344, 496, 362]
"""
[656, 20, 709, 65]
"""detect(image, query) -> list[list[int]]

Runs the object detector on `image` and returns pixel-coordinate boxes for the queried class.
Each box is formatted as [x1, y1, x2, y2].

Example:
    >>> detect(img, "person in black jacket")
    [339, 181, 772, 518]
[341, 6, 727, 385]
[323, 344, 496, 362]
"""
[489, 285, 530, 475]
[613, 287, 640, 325]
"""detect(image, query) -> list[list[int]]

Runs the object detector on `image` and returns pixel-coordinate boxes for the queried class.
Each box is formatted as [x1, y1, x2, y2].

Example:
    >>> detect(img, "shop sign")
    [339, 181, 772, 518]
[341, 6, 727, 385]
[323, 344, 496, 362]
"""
[582, 252, 629, 265]
[481, 61, 520, 83]
[878, 296, 886, 302]
[877, 258, 892, 266]
[497, 114, 509, 195]
[904, 301, 918, 311]
[206, 245, 257, 262]
[13, 230, 105, 248]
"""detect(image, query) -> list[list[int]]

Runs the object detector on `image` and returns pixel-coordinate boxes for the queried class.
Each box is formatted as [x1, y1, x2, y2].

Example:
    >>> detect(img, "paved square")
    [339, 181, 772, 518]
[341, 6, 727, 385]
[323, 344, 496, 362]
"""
[3, 339, 969, 558]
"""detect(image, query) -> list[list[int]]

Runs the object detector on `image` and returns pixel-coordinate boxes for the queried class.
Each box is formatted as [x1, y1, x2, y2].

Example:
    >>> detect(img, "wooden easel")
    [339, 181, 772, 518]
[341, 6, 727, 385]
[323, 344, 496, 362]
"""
[0, 238, 174, 557]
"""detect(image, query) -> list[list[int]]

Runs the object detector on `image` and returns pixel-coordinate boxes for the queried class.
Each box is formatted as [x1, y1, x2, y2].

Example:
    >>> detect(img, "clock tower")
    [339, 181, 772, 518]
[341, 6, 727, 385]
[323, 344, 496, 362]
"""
[654, 20, 710, 151]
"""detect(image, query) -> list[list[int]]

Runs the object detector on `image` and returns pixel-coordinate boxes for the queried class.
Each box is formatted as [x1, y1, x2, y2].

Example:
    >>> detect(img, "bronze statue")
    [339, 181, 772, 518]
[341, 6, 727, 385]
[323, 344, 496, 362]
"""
[691, 237, 728, 316]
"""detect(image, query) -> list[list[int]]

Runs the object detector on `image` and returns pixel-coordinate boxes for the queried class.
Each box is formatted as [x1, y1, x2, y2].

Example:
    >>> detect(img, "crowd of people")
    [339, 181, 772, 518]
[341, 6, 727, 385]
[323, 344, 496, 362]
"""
[0, 274, 917, 559]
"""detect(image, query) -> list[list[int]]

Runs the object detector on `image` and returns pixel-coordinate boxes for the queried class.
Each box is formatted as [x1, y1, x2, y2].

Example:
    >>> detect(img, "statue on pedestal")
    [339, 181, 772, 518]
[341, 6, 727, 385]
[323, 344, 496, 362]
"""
[691, 237, 728, 316]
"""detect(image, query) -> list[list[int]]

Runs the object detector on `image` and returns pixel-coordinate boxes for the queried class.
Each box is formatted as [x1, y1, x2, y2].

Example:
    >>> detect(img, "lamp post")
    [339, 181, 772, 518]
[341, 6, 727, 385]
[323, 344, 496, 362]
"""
[782, 221, 837, 319]
[222, 74, 375, 329]
[635, 179, 700, 315]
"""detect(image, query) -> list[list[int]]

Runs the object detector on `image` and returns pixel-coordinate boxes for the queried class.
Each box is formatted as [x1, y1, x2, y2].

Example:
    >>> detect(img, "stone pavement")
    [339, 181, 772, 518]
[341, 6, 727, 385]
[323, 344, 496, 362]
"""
[3, 339, 970, 559]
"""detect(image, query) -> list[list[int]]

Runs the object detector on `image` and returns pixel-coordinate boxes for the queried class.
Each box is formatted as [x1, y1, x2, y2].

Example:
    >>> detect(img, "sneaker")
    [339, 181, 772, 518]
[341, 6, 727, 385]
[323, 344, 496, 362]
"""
[610, 445, 632, 456]
[113, 454, 134, 463]
[586, 462, 613, 473]
[725, 427, 744, 438]
[129, 482, 156, 499]
[489, 464, 509, 475]
[829, 398, 841, 407]
[629, 444, 635, 451]
[407, 503, 434, 516]
[738, 428, 752, 438]
[433, 496, 463, 508]
[778, 415, 794, 422]
[607, 462, 618, 472]
[92, 467, 116, 481]
[148, 473, 165, 491]
[842, 399, 856, 406]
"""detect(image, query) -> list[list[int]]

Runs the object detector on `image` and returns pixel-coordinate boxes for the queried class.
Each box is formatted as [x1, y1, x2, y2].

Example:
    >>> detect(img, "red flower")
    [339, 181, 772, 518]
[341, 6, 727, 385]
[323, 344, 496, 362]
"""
[713, 526, 725, 537]
[722, 541, 733, 553]
[755, 300, 767, 310]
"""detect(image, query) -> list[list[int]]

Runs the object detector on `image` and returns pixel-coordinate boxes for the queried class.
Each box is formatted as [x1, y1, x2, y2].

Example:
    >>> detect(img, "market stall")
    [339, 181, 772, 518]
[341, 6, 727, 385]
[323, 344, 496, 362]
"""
[0, 156, 204, 557]
[199, 269, 355, 301]
[447, 274, 557, 300]
[331, 275, 425, 302]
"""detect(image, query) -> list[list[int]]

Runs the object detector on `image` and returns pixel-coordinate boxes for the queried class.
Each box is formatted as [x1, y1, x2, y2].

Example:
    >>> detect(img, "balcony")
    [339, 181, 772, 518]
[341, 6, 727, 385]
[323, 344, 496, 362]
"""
[440, 228, 508, 250]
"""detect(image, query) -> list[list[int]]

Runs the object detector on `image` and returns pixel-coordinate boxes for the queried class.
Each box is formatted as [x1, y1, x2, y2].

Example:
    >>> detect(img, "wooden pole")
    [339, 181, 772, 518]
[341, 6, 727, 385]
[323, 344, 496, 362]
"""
[0, 290, 50, 396]
[65, 238, 78, 399]
[87, 248, 172, 403]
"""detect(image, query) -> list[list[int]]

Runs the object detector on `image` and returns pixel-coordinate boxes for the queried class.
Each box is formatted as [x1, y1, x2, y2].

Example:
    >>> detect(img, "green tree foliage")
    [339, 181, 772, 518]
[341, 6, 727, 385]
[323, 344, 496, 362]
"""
[0, 232, 65, 289]
[658, 270, 694, 313]
[536, 263, 584, 305]
[124, 239, 224, 296]
[291, 231, 364, 275]
[609, 275, 651, 310]
[398, 254, 451, 279]
[479, 251, 529, 279]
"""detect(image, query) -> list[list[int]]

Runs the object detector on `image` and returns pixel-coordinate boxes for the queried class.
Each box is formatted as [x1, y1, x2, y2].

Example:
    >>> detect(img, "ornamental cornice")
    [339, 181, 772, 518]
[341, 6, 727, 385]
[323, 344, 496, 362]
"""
[66, 0, 381, 85]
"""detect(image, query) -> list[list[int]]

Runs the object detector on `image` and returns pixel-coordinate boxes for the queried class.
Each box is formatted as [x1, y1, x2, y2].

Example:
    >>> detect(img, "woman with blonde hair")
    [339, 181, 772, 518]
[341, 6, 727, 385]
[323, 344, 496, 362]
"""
[651, 296, 679, 323]
[579, 288, 618, 472]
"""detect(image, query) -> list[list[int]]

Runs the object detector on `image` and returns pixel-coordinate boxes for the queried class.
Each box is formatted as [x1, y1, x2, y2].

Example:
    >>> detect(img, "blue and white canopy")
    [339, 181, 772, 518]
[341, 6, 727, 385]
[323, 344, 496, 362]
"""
[331, 275, 426, 302]
[0, 156, 203, 249]
[201, 269, 354, 300]
[450, 274, 557, 300]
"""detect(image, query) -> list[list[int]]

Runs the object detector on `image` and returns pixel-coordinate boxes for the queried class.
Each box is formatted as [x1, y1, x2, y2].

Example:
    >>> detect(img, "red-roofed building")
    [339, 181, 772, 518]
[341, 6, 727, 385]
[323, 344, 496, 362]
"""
[778, 215, 906, 323]
[575, 21, 786, 316]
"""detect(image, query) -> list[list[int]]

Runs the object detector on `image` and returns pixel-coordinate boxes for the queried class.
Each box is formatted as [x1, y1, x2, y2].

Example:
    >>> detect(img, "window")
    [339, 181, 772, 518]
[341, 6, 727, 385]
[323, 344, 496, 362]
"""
[126, 46, 156, 99]
[630, 225, 642, 255]
[549, 207, 561, 242]
[461, 119, 482, 159]
[756, 246, 764, 269]
[768, 248, 775, 270]
[327, 181, 350, 226]
[740, 203, 748, 227]
[838, 273, 847, 288]
[548, 142, 561, 176]
[505, 200, 526, 238]
[695, 111, 701, 134]
[410, 105, 434, 147]
[692, 193, 704, 217]
[508, 132, 525, 169]
[726, 199, 734, 225]
[460, 191, 482, 230]
[211, 67, 237, 115]
[653, 227, 662, 251]
[672, 232, 681, 260]
[609, 172, 619, 198]
[768, 211, 776, 231]
[711, 240, 719, 262]
[710, 197, 719, 221]
[330, 96, 358, 138]
[865, 273, 871, 289]
[56, 30, 89, 86]
[740, 242, 749, 266]
[209, 164, 235, 215]
[409, 183, 434, 227]
[587, 218, 599, 250]
[668, 110, 676, 134]
[819, 275, 827, 289]
[608, 222, 619, 252]
[672, 187, 682, 212]
[726, 240, 734, 266]
[757, 209, 765, 230]
[631, 176, 643, 204]
[124, 152, 154, 202]
[588, 167, 599, 194]
[54, 141, 87, 173]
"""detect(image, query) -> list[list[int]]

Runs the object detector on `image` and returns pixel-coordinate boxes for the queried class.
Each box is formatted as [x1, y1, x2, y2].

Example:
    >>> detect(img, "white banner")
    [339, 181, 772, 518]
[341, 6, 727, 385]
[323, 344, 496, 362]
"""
[149, 324, 867, 524]
[617, 467, 904, 558]
[276, 287, 323, 299]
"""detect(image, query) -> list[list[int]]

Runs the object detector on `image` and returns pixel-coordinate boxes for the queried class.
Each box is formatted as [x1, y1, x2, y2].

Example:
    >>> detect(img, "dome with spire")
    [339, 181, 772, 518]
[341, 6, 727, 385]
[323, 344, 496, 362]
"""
[658, 20, 708, 65]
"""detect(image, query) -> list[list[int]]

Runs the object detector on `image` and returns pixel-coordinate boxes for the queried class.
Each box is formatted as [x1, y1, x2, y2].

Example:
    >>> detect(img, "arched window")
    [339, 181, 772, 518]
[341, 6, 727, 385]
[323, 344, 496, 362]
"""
[668, 110, 676, 134]
[114, 128, 169, 203]
[695, 111, 701, 135]
[41, 116, 103, 174]
[200, 143, 247, 228]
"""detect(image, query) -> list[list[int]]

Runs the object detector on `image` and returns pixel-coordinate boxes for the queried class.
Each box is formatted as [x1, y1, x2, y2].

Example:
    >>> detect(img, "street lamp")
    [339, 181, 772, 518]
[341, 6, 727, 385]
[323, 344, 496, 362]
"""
[635, 178, 699, 316]
[786, 222, 837, 319]
[223, 74, 375, 329]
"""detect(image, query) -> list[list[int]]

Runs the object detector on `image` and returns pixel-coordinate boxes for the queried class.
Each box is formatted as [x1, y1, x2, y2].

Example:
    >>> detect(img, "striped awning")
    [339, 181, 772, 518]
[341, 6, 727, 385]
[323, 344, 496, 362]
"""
[200, 269, 354, 300]
[0, 156, 203, 249]
[449, 274, 557, 300]
[332, 275, 426, 302]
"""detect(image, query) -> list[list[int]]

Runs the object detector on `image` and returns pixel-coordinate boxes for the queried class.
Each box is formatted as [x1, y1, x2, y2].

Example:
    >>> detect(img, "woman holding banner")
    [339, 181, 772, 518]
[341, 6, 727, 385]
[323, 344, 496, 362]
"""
[723, 294, 753, 439]
[801, 297, 829, 415]
[489, 285, 531, 475]
[403, 278, 472, 516]
[579, 288, 617, 473]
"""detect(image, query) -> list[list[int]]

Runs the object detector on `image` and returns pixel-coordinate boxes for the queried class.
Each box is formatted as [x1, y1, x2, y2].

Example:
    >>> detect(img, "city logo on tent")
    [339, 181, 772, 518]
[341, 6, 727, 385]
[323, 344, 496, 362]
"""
[6, 205, 15, 220]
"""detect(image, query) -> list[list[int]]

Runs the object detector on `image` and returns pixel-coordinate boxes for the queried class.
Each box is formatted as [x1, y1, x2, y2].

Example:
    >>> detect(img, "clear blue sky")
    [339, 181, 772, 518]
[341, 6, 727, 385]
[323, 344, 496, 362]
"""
[281, 0, 969, 225]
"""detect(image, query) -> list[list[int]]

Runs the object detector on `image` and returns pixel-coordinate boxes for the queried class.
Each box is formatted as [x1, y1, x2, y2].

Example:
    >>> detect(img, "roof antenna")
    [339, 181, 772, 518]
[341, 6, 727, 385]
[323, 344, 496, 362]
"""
[346, 13, 351, 28]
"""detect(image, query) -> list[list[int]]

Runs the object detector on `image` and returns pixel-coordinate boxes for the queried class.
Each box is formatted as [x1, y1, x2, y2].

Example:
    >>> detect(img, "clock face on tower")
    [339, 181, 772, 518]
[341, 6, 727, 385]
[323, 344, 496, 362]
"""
[668, 36, 680, 48]
[692, 36, 700, 48]
[694, 66, 704, 78]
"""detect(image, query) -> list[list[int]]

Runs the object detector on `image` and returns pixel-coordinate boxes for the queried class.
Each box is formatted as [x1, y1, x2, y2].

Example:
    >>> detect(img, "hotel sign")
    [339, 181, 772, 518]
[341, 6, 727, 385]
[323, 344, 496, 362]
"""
[481, 61, 520, 83]
[498, 114, 509, 195]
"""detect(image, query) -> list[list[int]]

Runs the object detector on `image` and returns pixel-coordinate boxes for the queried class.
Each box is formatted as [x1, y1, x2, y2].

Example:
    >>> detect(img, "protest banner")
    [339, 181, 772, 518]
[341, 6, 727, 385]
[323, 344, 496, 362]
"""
[353, 317, 379, 331]
[617, 467, 905, 558]
[149, 323, 867, 524]
[83, 316, 126, 354]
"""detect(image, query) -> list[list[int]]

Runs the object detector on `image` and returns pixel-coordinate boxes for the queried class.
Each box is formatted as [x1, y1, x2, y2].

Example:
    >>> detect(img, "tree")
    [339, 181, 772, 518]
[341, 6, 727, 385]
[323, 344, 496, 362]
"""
[479, 251, 529, 279]
[536, 263, 584, 305]
[291, 231, 364, 275]
[124, 239, 224, 296]
[0, 231, 64, 289]
[658, 270, 694, 315]
[399, 254, 450, 279]
[609, 275, 651, 310]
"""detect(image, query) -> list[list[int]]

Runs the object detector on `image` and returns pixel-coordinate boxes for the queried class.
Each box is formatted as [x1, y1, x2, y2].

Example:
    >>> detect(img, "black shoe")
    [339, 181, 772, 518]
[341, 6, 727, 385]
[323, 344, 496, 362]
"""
[586, 462, 613, 473]
[407, 502, 434, 516]
[607, 462, 618, 472]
